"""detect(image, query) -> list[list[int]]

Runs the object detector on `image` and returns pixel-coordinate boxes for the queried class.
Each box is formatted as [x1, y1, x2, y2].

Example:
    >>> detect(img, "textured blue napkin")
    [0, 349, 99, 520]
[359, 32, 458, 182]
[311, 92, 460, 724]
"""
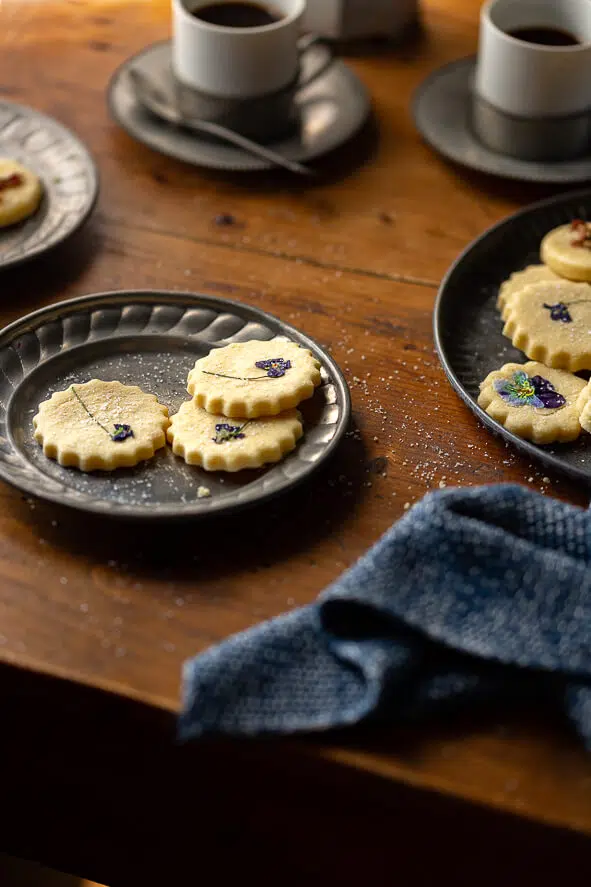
[180, 484, 591, 746]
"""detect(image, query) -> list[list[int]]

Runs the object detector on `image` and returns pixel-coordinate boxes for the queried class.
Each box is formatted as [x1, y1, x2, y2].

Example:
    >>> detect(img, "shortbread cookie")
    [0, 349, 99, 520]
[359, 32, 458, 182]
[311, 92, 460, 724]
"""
[502, 280, 591, 371]
[187, 340, 322, 418]
[478, 362, 585, 444]
[167, 400, 303, 471]
[0, 158, 42, 229]
[33, 379, 170, 471]
[576, 382, 591, 434]
[541, 221, 591, 282]
[496, 264, 559, 317]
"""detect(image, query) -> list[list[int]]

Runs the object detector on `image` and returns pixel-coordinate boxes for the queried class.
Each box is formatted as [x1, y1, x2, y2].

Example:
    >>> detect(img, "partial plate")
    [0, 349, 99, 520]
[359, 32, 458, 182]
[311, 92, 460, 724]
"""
[0, 290, 350, 518]
[0, 100, 98, 269]
[107, 40, 371, 171]
[413, 57, 591, 184]
[435, 188, 591, 483]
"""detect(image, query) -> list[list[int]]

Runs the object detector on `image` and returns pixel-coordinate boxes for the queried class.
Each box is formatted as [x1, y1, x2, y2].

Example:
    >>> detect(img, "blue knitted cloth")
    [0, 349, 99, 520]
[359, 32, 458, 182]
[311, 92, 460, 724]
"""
[180, 484, 591, 745]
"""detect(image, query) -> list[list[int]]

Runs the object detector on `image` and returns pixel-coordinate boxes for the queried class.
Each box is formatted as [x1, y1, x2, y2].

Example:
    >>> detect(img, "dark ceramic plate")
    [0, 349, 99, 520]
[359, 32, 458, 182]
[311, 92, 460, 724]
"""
[434, 188, 591, 484]
[0, 291, 350, 518]
[0, 100, 98, 269]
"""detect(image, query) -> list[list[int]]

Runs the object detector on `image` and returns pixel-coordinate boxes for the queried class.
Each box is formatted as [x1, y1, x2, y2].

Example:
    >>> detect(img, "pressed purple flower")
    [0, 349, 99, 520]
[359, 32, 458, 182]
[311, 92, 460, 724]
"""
[111, 423, 134, 442]
[254, 358, 292, 378]
[493, 371, 565, 410]
[213, 423, 247, 444]
[543, 302, 572, 323]
[530, 375, 567, 409]
[71, 386, 135, 442]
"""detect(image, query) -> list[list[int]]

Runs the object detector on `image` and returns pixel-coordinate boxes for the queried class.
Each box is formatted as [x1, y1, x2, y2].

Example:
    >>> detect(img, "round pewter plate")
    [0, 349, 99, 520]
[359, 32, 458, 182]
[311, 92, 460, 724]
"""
[0, 101, 98, 269]
[107, 41, 371, 171]
[413, 57, 591, 184]
[434, 188, 591, 484]
[0, 291, 350, 519]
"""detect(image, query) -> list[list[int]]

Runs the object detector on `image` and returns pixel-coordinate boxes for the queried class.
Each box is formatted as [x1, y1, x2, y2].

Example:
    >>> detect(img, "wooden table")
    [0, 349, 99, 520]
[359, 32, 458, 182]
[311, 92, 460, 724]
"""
[1, 0, 591, 883]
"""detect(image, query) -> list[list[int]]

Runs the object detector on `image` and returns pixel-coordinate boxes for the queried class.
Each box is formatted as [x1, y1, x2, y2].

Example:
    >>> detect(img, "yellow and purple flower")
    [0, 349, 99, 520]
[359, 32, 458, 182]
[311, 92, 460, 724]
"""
[493, 371, 565, 409]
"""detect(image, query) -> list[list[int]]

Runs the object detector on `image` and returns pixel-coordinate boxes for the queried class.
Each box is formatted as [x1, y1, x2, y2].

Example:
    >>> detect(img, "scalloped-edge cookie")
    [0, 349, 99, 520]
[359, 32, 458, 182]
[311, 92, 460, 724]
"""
[541, 221, 591, 282]
[576, 382, 591, 434]
[502, 280, 591, 371]
[478, 361, 585, 444]
[33, 379, 170, 472]
[0, 158, 42, 229]
[187, 340, 322, 418]
[167, 400, 303, 472]
[496, 264, 559, 318]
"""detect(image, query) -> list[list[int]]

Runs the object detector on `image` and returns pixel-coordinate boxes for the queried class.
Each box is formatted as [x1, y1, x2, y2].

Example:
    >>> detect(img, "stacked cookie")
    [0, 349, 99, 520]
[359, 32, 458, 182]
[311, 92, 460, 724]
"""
[168, 339, 322, 471]
[479, 221, 591, 444]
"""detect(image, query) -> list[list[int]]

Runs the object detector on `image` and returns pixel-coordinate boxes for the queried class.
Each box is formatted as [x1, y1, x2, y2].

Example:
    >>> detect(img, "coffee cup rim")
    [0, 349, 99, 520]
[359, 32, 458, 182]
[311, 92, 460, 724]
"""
[481, 0, 591, 51]
[174, 0, 305, 34]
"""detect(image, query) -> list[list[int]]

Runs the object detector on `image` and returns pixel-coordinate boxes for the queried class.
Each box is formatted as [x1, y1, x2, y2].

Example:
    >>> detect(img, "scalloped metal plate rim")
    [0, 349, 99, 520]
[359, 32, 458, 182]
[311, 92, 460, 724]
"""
[0, 289, 351, 520]
[0, 99, 99, 270]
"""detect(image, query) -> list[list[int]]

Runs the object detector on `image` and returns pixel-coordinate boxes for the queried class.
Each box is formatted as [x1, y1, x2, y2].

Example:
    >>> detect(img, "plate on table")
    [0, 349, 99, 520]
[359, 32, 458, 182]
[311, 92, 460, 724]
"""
[0, 290, 350, 519]
[0, 100, 98, 270]
[434, 188, 591, 483]
[107, 40, 371, 172]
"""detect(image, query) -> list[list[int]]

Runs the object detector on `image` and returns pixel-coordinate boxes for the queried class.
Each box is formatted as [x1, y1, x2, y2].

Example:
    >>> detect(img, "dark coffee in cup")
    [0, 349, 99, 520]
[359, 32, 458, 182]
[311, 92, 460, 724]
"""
[508, 26, 580, 46]
[192, 2, 282, 28]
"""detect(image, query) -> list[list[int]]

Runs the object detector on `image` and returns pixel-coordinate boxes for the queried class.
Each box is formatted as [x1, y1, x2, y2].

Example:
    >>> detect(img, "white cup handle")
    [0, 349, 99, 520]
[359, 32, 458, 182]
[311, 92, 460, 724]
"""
[297, 33, 334, 89]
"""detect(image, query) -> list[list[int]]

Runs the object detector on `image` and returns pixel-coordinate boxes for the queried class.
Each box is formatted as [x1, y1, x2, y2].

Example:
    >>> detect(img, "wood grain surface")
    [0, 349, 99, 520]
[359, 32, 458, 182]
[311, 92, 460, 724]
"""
[0, 0, 590, 874]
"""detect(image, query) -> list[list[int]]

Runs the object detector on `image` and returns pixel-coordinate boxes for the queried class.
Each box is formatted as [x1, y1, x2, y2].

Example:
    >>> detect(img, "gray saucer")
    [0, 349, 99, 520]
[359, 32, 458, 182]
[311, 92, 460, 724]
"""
[107, 41, 371, 171]
[413, 56, 591, 185]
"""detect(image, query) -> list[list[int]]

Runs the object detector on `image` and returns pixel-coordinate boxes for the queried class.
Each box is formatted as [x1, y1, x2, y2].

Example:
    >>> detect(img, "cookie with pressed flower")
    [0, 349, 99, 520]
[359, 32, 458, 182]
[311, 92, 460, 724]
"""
[502, 280, 591, 371]
[0, 158, 42, 229]
[478, 361, 585, 444]
[167, 400, 303, 472]
[187, 340, 322, 418]
[33, 379, 170, 472]
[541, 221, 591, 282]
[496, 264, 559, 317]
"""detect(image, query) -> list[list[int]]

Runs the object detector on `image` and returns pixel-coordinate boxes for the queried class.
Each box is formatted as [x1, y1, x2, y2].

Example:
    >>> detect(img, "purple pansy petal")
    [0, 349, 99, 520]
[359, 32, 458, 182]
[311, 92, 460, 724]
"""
[531, 376, 566, 409]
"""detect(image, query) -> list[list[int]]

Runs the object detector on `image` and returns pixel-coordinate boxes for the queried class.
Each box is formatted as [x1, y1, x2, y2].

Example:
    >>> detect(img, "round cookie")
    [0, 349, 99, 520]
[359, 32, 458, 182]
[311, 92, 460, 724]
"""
[478, 361, 585, 444]
[502, 280, 591, 371]
[496, 264, 559, 317]
[541, 221, 591, 282]
[576, 382, 591, 434]
[167, 400, 303, 471]
[33, 379, 170, 472]
[188, 340, 322, 418]
[0, 158, 42, 229]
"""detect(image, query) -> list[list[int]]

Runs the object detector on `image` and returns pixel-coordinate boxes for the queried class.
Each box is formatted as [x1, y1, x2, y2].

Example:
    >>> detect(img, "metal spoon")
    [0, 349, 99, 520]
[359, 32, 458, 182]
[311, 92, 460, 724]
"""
[129, 68, 314, 177]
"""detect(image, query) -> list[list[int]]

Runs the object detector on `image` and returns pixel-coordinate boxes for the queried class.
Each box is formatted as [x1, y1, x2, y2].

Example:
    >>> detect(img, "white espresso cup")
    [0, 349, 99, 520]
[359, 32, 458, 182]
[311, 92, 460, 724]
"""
[172, 0, 305, 99]
[474, 0, 591, 119]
